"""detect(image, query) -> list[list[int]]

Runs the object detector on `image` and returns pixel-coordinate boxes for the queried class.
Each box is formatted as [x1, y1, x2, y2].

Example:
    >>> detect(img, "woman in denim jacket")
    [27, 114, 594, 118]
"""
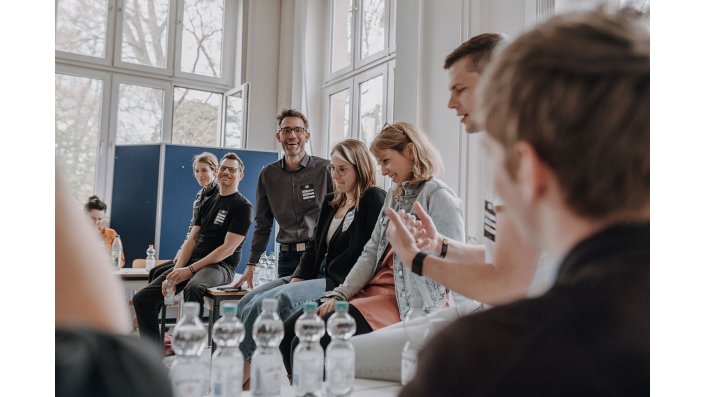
[280, 122, 464, 374]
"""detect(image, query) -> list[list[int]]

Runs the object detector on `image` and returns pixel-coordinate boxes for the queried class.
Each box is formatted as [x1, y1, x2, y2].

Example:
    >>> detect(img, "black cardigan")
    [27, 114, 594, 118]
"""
[291, 186, 386, 290]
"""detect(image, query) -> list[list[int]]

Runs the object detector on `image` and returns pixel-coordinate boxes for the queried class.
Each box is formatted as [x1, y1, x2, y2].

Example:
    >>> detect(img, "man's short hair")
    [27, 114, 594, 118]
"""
[444, 33, 504, 72]
[221, 152, 244, 171]
[276, 108, 309, 130]
[478, 8, 649, 219]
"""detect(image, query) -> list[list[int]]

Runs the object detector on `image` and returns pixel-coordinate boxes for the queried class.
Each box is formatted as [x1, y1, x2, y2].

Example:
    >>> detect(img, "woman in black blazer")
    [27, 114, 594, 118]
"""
[237, 139, 385, 368]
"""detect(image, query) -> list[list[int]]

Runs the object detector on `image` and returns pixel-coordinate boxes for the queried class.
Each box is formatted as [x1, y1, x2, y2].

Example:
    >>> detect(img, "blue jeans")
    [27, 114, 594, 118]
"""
[238, 277, 326, 361]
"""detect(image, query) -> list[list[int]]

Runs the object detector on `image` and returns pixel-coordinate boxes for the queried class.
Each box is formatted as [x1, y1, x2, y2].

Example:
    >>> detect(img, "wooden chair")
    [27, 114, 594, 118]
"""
[131, 258, 171, 268]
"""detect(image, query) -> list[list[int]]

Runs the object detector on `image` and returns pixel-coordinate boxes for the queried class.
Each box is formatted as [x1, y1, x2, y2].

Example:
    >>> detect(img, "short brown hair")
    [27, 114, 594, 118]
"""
[276, 108, 309, 130]
[329, 139, 377, 208]
[478, 8, 649, 219]
[192, 152, 218, 172]
[370, 122, 442, 196]
[221, 152, 244, 171]
[444, 33, 504, 72]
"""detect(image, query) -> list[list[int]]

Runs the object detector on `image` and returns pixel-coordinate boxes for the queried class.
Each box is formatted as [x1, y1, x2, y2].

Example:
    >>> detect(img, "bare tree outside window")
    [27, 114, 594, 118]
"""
[359, 75, 383, 145]
[180, 0, 225, 77]
[361, 0, 385, 59]
[55, 74, 104, 202]
[56, 0, 109, 58]
[224, 92, 244, 148]
[116, 83, 164, 144]
[331, 0, 353, 73]
[173, 87, 222, 146]
[120, 0, 170, 68]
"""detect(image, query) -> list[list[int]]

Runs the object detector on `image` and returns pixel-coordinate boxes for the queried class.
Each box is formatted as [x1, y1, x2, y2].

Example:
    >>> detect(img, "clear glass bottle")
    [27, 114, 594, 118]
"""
[266, 253, 277, 283]
[293, 301, 325, 397]
[401, 296, 427, 385]
[146, 244, 156, 270]
[210, 302, 245, 397]
[325, 301, 356, 397]
[251, 298, 285, 397]
[163, 279, 176, 305]
[169, 302, 208, 397]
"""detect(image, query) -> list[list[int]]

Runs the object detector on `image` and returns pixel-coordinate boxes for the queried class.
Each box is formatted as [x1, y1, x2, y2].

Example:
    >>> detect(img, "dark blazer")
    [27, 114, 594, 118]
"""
[291, 186, 386, 290]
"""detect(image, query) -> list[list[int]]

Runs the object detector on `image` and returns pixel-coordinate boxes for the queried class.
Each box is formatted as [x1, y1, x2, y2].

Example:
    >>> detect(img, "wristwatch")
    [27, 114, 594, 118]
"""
[439, 236, 449, 258]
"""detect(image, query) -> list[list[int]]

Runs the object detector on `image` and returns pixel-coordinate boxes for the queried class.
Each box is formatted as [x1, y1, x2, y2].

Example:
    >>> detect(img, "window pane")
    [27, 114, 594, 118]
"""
[361, 0, 385, 59]
[56, 0, 109, 58]
[224, 92, 244, 148]
[55, 74, 104, 202]
[331, 0, 352, 73]
[329, 89, 350, 148]
[180, 0, 225, 78]
[359, 75, 384, 145]
[172, 87, 222, 146]
[116, 83, 164, 144]
[120, 0, 170, 68]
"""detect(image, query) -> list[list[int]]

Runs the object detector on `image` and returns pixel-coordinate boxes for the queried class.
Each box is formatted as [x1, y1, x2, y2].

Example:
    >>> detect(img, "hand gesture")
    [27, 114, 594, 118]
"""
[409, 202, 443, 256]
[166, 267, 192, 286]
[235, 264, 255, 289]
[384, 208, 419, 267]
[317, 298, 338, 317]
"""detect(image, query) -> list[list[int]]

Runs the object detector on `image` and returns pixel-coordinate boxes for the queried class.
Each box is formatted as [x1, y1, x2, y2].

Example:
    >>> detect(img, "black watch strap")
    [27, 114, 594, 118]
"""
[412, 252, 428, 276]
[440, 237, 449, 258]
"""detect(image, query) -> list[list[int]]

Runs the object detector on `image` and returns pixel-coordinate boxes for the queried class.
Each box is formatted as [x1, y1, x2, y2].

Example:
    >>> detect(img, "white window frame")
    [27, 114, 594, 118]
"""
[113, 0, 178, 75]
[323, 79, 354, 150]
[54, 0, 117, 67]
[354, 0, 392, 68]
[222, 82, 249, 148]
[55, 64, 113, 204]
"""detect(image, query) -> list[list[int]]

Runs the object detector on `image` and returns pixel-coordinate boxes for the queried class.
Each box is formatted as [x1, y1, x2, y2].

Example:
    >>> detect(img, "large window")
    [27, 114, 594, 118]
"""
[55, 0, 243, 204]
[324, 0, 395, 152]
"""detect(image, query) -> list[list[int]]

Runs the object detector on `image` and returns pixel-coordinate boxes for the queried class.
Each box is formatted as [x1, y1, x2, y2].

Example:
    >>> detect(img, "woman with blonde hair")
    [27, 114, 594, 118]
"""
[281, 122, 465, 375]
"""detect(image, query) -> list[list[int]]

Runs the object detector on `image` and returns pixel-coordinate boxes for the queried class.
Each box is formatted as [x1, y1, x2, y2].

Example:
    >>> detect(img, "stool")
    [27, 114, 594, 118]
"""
[203, 288, 248, 348]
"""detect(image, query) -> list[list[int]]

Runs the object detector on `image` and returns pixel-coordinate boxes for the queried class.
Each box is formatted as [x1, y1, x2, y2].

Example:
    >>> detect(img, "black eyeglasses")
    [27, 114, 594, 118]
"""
[219, 165, 241, 174]
[328, 165, 352, 176]
[278, 127, 307, 136]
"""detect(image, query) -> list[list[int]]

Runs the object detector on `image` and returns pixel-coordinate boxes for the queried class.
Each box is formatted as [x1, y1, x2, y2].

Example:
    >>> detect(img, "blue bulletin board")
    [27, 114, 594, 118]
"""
[112, 144, 278, 273]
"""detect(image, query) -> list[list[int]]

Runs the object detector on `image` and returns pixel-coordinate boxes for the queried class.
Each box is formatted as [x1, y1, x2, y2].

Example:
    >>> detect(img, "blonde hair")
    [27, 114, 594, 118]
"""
[478, 8, 649, 219]
[192, 152, 218, 172]
[370, 122, 442, 196]
[329, 139, 377, 209]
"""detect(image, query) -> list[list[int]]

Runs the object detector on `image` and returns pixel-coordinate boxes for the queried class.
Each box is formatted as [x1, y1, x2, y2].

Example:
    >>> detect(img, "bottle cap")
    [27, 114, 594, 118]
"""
[335, 301, 349, 311]
[222, 302, 238, 315]
[303, 301, 317, 312]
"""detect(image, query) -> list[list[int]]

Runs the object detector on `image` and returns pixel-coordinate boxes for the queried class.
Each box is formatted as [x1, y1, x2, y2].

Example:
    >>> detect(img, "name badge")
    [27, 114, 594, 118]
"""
[214, 209, 228, 225]
[300, 184, 316, 202]
[341, 210, 355, 232]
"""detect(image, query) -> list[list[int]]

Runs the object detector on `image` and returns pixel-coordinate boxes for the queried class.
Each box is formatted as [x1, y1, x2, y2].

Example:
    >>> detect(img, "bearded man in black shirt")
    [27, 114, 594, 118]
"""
[134, 153, 253, 343]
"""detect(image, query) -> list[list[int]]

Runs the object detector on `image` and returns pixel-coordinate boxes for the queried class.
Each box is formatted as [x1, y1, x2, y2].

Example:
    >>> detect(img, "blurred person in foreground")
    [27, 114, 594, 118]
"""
[57, 168, 171, 397]
[391, 7, 649, 395]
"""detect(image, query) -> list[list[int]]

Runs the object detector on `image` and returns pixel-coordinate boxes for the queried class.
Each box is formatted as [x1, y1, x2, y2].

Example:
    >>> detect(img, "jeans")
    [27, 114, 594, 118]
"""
[238, 277, 326, 361]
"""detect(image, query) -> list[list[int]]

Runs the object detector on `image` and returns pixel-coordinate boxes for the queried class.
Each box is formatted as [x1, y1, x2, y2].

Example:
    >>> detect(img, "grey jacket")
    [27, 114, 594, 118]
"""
[325, 178, 465, 319]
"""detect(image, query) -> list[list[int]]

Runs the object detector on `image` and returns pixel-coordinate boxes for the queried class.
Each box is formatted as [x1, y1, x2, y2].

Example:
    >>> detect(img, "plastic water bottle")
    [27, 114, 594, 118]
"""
[266, 253, 277, 282]
[163, 279, 176, 305]
[210, 303, 245, 397]
[146, 244, 156, 271]
[325, 301, 356, 397]
[401, 296, 427, 385]
[111, 235, 123, 268]
[293, 302, 325, 397]
[170, 302, 208, 397]
[251, 298, 285, 397]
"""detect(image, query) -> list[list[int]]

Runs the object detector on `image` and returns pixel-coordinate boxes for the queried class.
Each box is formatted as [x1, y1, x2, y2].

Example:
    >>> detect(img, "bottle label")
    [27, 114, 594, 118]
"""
[211, 361, 243, 397]
[401, 349, 417, 385]
[294, 355, 323, 394]
[326, 356, 354, 395]
[252, 357, 282, 396]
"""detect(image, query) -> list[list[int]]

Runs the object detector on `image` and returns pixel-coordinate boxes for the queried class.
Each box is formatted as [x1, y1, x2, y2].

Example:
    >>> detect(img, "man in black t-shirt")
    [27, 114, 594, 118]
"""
[134, 153, 253, 344]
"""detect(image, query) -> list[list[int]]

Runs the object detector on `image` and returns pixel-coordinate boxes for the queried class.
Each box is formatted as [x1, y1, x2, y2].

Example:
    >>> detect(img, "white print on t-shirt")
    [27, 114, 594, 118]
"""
[483, 200, 497, 242]
[214, 209, 228, 225]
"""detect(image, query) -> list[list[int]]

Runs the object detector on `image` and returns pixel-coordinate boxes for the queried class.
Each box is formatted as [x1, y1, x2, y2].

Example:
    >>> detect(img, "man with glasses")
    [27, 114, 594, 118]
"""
[133, 153, 253, 344]
[236, 108, 333, 289]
